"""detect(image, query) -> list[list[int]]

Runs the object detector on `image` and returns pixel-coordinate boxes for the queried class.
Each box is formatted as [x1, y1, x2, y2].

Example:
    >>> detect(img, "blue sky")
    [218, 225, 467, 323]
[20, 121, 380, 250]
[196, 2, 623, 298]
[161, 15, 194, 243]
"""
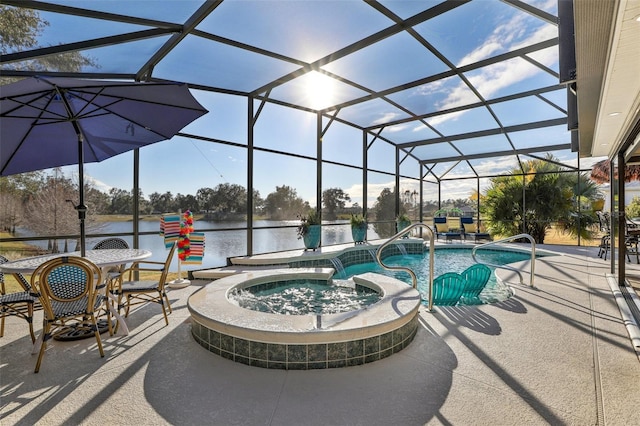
[27, 0, 605, 208]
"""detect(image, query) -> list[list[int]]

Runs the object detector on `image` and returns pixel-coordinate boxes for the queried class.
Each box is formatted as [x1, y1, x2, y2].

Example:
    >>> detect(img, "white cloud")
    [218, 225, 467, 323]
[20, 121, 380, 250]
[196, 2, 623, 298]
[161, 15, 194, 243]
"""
[436, 180, 477, 201]
[340, 154, 587, 208]
[528, 0, 556, 13]
[372, 112, 402, 126]
[458, 14, 528, 67]
[415, 78, 446, 96]
[466, 57, 537, 99]
[342, 173, 480, 206]
[559, 155, 608, 170]
[385, 124, 410, 133]
[513, 24, 558, 64]
[458, 41, 504, 67]
[470, 156, 519, 176]
[418, 14, 559, 129]
[82, 174, 113, 193]
[427, 109, 465, 127]
[341, 156, 604, 210]
[439, 84, 480, 109]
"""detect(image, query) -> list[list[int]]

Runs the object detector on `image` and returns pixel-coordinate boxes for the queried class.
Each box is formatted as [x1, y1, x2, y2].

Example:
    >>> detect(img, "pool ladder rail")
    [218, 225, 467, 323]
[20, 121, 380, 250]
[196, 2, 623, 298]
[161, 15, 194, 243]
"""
[472, 233, 536, 288]
[376, 223, 436, 311]
[375, 225, 536, 311]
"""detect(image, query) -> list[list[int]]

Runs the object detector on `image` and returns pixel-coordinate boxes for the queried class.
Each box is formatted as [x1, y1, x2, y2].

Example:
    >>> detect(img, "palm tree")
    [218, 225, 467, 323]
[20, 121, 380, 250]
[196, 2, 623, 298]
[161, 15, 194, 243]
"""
[558, 173, 601, 240]
[482, 155, 601, 244]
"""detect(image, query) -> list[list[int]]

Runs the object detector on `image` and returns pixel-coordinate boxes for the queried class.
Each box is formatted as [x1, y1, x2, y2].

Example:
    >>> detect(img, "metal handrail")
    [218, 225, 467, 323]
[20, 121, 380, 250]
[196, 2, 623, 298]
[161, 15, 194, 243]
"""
[471, 233, 536, 287]
[376, 223, 436, 311]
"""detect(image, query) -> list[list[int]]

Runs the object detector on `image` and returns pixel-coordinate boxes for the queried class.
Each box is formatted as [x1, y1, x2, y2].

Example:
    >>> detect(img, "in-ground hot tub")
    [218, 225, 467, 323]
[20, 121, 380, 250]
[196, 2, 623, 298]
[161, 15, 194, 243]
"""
[188, 268, 421, 369]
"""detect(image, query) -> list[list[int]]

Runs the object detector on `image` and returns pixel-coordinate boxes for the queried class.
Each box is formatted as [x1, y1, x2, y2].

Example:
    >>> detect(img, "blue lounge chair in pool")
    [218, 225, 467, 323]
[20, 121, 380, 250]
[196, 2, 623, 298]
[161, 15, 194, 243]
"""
[431, 272, 466, 305]
[460, 263, 492, 303]
[461, 217, 492, 243]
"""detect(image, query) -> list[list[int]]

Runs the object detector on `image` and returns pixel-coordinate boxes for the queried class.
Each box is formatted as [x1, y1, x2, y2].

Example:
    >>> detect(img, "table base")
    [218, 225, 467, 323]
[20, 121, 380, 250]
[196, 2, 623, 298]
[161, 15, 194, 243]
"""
[53, 319, 113, 341]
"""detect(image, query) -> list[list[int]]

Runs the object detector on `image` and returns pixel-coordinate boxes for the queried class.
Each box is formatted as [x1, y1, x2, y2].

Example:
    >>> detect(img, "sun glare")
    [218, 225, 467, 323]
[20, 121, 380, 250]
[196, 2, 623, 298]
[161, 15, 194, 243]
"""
[304, 71, 335, 110]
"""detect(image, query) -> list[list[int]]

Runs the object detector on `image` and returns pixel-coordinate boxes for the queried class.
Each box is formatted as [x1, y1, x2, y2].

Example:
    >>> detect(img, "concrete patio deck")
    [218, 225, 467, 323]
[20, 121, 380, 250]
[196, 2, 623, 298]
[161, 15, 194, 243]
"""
[1, 244, 639, 425]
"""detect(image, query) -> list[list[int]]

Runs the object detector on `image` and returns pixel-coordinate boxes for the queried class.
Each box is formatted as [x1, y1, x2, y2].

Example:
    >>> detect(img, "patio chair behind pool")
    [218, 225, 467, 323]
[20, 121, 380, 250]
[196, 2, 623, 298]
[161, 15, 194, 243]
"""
[434, 217, 463, 242]
[461, 217, 492, 243]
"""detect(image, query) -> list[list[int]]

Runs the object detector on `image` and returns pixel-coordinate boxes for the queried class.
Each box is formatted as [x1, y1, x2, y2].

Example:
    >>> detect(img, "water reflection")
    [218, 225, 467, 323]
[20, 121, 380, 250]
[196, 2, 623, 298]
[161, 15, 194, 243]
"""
[14, 220, 379, 271]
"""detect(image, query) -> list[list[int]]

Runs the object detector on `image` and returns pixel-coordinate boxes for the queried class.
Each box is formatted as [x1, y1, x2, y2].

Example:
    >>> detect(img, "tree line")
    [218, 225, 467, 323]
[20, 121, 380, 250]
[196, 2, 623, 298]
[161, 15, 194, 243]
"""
[0, 168, 476, 238]
[1, 156, 601, 246]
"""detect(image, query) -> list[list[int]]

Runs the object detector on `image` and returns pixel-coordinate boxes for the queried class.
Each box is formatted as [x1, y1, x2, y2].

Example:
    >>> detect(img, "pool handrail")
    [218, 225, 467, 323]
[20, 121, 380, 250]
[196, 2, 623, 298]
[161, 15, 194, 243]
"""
[375, 222, 436, 311]
[471, 233, 536, 287]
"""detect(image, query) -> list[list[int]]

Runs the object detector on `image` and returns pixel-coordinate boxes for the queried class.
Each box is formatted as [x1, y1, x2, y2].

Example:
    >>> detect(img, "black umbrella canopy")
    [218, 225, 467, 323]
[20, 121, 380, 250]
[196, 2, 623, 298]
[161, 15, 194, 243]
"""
[0, 76, 209, 255]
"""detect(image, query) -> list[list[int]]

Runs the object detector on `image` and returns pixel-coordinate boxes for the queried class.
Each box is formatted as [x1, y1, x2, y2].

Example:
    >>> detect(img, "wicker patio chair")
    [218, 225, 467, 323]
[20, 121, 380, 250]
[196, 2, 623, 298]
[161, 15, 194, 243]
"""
[92, 238, 132, 333]
[92, 237, 129, 250]
[0, 255, 38, 343]
[30, 256, 105, 373]
[114, 243, 176, 326]
[92, 237, 130, 282]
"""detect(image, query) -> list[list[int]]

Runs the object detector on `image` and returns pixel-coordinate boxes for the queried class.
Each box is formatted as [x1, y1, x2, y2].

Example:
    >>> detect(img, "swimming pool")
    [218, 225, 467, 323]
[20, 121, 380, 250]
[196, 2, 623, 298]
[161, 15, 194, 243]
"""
[335, 247, 537, 305]
[189, 243, 548, 368]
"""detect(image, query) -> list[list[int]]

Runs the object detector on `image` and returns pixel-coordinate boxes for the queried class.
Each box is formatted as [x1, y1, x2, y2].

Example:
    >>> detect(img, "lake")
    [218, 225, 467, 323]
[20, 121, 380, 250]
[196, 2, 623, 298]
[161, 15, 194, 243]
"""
[15, 219, 382, 272]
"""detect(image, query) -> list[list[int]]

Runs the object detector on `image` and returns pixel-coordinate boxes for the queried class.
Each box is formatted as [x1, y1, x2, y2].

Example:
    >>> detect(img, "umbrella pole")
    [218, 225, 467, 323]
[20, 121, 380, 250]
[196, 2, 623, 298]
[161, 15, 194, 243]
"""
[58, 86, 88, 257]
[77, 133, 87, 257]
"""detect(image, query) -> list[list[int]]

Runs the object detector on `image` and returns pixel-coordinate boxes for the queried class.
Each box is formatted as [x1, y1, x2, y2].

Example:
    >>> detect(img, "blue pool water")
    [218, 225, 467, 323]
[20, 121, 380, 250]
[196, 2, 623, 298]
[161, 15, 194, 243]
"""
[337, 248, 537, 305]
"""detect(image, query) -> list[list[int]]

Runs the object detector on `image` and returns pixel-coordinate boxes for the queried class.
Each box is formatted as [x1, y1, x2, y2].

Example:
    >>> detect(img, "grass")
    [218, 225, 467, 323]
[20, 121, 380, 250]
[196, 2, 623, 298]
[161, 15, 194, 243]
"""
[96, 214, 207, 222]
[0, 232, 44, 256]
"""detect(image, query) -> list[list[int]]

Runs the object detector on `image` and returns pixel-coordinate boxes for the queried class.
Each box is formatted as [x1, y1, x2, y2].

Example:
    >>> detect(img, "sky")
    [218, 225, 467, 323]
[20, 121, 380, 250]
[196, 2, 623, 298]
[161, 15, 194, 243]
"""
[21, 0, 606, 209]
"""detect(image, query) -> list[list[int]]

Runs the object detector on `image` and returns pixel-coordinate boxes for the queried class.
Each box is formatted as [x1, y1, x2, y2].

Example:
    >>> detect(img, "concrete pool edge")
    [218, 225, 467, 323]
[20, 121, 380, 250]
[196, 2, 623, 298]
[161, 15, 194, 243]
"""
[188, 268, 421, 369]
[192, 239, 562, 280]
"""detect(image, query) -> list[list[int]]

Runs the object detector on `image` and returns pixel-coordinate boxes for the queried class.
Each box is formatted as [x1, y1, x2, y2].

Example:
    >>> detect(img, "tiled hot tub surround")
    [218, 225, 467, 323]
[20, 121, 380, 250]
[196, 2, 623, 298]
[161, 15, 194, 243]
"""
[191, 314, 418, 370]
[188, 269, 421, 370]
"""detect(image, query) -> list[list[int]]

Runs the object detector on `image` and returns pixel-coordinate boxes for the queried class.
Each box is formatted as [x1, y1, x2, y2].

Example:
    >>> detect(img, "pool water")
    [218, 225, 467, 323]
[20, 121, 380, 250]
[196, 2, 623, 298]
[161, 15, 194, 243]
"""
[338, 248, 535, 305]
[229, 281, 382, 315]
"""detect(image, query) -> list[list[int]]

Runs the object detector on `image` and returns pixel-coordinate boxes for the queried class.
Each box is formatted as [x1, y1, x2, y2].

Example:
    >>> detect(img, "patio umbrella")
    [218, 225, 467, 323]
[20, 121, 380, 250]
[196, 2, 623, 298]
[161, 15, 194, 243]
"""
[0, 76, 208, 256]
[590, 159, 640, 184]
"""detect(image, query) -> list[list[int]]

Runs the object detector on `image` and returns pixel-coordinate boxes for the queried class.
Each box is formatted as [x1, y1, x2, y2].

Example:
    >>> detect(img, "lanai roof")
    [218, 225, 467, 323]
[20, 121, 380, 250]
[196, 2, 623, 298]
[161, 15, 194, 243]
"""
[2, 1, 638, 179]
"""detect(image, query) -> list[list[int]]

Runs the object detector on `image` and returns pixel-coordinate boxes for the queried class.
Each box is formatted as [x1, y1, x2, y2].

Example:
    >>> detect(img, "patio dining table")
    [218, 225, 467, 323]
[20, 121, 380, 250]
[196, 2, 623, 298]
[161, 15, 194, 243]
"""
[0, 249, 152, 341]
[0, 249, 151, 275]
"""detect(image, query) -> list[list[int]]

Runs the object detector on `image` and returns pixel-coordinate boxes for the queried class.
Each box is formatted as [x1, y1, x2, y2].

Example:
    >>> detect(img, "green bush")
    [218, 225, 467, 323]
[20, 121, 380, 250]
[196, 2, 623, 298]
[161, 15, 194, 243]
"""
[626, 197, 640, 218]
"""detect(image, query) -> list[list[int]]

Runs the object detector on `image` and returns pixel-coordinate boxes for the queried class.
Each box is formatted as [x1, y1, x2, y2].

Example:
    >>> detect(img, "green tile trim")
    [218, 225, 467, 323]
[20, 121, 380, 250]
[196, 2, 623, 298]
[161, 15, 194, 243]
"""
[191, 312, 418, 370]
